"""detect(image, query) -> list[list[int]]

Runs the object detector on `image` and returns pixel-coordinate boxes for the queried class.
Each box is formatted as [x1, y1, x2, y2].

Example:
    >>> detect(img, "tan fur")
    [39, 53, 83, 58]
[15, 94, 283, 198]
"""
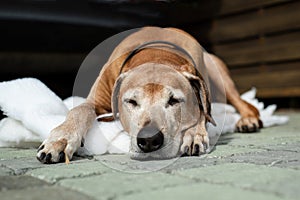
[87, 49, 196, 118]
[37, 26, 262, 163]
[142, 83, 164, 103]
[86, 27, 201, 117]
[204, 53, 262, 129]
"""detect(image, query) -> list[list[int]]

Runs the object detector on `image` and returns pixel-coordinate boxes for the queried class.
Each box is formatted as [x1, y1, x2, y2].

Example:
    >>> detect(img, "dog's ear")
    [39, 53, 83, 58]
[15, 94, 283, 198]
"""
[111, 73, 127, 120]
[182, 72, 216, 126]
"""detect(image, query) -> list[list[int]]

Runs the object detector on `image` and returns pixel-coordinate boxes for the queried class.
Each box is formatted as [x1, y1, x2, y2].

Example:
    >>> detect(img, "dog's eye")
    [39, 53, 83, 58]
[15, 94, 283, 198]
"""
[125, 99, 138, 107]
[167, 96, 180, 106]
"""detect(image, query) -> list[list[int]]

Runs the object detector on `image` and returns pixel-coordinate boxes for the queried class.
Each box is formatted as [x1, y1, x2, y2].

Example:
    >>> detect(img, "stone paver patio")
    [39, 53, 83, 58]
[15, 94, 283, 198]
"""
[0, 111, 299, 200]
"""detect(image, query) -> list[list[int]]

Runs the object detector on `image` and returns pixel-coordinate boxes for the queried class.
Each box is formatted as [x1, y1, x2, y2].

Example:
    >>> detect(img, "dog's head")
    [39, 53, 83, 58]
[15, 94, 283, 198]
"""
[112, 63, 214, 159]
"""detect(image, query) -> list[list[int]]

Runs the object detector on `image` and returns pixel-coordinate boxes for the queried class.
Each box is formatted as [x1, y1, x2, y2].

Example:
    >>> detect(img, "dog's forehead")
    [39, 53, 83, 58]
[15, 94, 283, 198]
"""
[121, 63, 190, 90]
[142, 83, 164, 96]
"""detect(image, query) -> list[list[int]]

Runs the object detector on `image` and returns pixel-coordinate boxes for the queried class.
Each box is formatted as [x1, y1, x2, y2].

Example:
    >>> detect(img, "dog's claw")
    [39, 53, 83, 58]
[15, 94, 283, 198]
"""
[181, 146, 190, 157]
[37, 145, 44, 152]
[38, 152, 46, 161]
[37, 152, 54, 164]
[192, 144, 200, 156]
[58, 151, 65, 162]
[45, 153, 52, 164]
[242, 125, 248, 132]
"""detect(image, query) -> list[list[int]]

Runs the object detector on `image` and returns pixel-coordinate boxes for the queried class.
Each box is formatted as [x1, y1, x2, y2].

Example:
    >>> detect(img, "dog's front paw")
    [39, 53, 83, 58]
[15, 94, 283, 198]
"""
[180, 131, 209, 157]
[236, 117, 263, 133]
[36, 128, 82, 164]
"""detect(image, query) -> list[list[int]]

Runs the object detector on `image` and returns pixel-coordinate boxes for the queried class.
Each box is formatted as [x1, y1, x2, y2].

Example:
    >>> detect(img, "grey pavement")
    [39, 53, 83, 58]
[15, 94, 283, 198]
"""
[0, 111, 299, 200]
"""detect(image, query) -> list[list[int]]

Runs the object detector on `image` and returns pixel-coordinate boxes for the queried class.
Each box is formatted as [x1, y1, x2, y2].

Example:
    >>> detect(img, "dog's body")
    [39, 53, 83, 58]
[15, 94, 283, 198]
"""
[37, 27, 262, 163]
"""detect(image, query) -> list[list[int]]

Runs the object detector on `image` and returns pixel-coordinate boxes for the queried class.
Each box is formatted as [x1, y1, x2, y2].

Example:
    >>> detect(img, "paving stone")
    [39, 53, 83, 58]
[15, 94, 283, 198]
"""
[0, 148, 36, 160]
[96, 154, 227, 173]
[219, 113, 299, 150]
[221, 132, 297, 149]
[0, 175, 50, 191]
[95, 154, 182, 173]
[118, 182, 287, 200]
[27, 160, 112, 184]
[174, 163, 300, 199]
[0, 186, 95, 200]
[58, 171, 193, 200]
[0, 166, 13, 176]
[0, 157, 47, 175]
[256, 142, 300, 152]
[209, 142, 267, 158]
[0, 111, 298, 200]
[167, 156, 221, 169]
[227, 150, 300, 169]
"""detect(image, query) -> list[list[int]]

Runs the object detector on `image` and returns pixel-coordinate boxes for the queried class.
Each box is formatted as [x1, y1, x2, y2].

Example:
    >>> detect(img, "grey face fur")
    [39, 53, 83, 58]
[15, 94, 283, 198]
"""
[112, 63, 203, 160]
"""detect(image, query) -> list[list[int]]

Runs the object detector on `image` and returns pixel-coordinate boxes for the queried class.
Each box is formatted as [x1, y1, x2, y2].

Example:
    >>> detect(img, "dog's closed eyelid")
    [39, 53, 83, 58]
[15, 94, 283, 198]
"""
[167, 96, 184, 107]
[124, 98, 139, 107]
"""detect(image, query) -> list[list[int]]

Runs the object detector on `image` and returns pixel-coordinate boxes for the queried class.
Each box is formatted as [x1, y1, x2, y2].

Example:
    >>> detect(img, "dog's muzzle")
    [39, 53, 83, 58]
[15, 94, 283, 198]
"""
[136, 123, 164, 153]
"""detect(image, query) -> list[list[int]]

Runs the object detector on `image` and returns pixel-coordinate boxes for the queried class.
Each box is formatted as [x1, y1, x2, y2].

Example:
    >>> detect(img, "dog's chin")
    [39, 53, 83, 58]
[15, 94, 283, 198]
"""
[129, 140, 181, 161]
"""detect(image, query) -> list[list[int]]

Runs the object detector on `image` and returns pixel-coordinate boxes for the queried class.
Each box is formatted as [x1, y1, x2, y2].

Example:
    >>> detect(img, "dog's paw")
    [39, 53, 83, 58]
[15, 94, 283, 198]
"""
[36, 128, 82, 164]
[180, 131, 209, 157]
[235, 117, 263, 133]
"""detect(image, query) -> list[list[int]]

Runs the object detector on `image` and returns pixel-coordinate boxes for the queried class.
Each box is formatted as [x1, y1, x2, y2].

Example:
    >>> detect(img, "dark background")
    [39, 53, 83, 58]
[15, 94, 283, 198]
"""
[0, 0, 299, 120]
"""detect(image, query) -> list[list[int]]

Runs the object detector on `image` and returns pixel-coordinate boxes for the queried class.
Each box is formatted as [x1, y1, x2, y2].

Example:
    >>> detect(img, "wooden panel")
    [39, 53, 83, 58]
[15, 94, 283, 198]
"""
[210, 1, 300, 42]
[231, 63, 300, 97]
[254, 87, 300, 98]
[213, 31, 300, 67]
[167, 0, 290, 24]
[232, 70, 300, 88]
[219, 0, 289, 15]
[230, 61, 300, 74]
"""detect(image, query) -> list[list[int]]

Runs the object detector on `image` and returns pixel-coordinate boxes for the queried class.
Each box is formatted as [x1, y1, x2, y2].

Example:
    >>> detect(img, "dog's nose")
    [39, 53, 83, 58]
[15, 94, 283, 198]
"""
[137, 124, 164, 153]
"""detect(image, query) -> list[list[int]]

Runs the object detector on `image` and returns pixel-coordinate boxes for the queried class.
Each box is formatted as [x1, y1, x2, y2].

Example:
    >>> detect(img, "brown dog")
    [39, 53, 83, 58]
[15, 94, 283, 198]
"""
[37, 27, 262, 163]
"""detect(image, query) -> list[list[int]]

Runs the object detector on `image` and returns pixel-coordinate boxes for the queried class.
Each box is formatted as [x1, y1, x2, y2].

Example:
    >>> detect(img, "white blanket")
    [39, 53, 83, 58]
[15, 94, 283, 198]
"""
[0, 78, 289, 154]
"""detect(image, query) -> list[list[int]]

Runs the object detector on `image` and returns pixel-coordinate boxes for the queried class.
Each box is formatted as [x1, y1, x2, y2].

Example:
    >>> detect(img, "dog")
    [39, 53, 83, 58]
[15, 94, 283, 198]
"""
[37, 27, 262, 163]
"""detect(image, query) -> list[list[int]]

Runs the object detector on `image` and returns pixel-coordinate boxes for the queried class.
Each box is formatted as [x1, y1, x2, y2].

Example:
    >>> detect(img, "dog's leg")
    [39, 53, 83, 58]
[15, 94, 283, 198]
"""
[36, 67, 115, 164]
[204, 53, 263, 133]
[37, 102, 96, 164]
[180, 115, 209, 156]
